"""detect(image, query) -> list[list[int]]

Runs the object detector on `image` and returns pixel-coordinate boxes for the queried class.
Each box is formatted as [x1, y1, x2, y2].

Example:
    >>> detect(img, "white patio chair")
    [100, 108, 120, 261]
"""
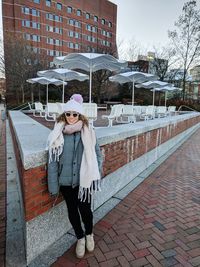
[121, 105, 136, 123]
[82, 103, 97, 127]
[34, 102, 45, 117]
[45, 103, 59, 121]
[102, 104, 124, 127]
[156, 106, 167, 118]
[167, 106, 176, 116]
[140, 105, 156, 121]
[133, 105, 143, 119]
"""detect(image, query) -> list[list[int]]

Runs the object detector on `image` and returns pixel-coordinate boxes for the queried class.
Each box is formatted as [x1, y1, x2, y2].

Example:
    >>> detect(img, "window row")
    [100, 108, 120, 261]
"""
[68, 20, 112, 36]
[24, 33, 40, 42]
[22, 7, 40, 16]
[86, 24, 97, 33]
[47, 38, 62, 46]
[65, 5, 113, 27]
[30, 1, 112, 27]
[22, 20, 40, 29]
[68, 19, 81, 28]
[23, 34, 112, 47]
[46, 25, 63, 34]
[46, 13, 63, 22]
[47, 49, 62, 56]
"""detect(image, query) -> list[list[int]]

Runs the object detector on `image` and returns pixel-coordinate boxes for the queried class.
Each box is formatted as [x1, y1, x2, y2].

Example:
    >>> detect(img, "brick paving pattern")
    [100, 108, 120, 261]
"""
[51, 128, 200, 267]
[0, 107, 6, 267]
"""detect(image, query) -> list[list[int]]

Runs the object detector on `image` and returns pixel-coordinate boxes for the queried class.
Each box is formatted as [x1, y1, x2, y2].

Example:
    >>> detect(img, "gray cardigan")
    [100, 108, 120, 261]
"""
[48, 131, 102, 195]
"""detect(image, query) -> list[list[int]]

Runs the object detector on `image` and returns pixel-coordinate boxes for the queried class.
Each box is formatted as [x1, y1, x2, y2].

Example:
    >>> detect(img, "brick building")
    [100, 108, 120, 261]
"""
[2, 0, 117, 58]
[2, 0, 117, 105]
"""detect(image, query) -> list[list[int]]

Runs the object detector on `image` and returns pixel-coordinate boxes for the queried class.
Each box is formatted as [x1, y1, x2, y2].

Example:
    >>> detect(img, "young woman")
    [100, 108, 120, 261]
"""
[47, 94, 102, 258]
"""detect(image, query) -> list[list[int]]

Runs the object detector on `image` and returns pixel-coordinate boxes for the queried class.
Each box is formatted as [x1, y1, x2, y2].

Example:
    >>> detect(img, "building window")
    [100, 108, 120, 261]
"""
[32, 21, 40, 29]
[68, 42, 74, 49]
[32, 35, 40, 42]
[32, 9, 40, 16]
[55, 39, 62, 46]
[46, 0, 51, 7]
[33, 0, 40, 3]
[86, 24, 91, 31]
[94, 16, 98, 22]
[67, 6, 72, 13]
[75, 32, 80, 39]
[22, 7, 30, 14]
[46, 13, 62, 22]
[68, 19, 74, 26]
[92, 26, 97, 33]
[54, 27, 62, 34]
[68, 31, 74, 37]
[77, 9, 81, 16]
[74, 21, 81, 28]
[101, 18, 105, 25]
[108, 21, 112, 27]
[86, 13, 90, 19]
[74, 43, 79, 49]
[22, 20, 31, 28]
[56, 3, 62, 10]
[46, 25, 53, 32]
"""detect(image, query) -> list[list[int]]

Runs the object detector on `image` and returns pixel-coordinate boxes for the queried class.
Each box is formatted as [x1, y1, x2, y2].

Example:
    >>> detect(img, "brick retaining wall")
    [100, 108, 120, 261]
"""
[8, 113, 200, 221]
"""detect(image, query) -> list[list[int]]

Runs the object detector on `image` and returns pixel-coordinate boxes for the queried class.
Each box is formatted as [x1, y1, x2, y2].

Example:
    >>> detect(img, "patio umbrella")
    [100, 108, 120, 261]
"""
[27, 77, 67, 104]
[152, 86, 181, 106]
[37, 68, 89, 103]
[53, 53, 127, 103]
[109, 71, 157, 105]
[136, 80, 173, 106]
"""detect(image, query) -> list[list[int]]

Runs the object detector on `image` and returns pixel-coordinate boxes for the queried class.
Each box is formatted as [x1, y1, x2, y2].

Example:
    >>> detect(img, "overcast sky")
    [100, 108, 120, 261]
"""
[110, 0, 200, 51]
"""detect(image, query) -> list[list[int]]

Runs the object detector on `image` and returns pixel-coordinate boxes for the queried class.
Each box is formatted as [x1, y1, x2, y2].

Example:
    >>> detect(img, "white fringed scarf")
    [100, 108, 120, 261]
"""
[46, 121, 101, 202]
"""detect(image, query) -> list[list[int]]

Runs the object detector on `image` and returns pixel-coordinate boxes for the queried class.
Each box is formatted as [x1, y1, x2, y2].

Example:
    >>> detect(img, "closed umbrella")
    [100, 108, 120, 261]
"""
[53, 53, 127, 103]
[27, 77, 67, 104]
[37, 68, 89, 103]
[109, 71, 157, 105]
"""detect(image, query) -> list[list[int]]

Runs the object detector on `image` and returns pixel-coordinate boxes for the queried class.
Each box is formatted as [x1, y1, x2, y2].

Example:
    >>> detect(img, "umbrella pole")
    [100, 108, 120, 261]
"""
[46, 84, 49, 104]
[89, 68, 92, 103]
[132, 81, 135, 106]
[153, 89, 155, 106]
[165, 91, 167, 106]
[62, 81, 65, 103]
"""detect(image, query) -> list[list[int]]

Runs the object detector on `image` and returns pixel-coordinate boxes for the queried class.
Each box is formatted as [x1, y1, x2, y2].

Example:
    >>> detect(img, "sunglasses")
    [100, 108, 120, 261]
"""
[65, 112, 79, 118]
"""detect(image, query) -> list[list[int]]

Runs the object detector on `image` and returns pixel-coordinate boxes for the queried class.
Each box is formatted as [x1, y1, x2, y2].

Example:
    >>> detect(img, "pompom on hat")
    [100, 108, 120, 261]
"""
[63, 94, 84, 115]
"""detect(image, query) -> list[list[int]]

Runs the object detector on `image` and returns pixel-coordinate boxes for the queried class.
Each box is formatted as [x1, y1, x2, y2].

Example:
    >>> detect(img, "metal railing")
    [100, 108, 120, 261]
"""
[177, 105, 199, 112]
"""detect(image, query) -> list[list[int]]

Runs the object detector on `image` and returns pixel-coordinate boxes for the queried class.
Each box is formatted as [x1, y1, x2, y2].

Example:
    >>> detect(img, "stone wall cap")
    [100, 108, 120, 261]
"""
[9, 111, 200, 170]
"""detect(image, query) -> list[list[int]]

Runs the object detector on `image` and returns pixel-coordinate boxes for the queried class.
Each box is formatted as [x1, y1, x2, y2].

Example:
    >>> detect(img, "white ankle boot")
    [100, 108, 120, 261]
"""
[75, 237, 85, 258]
[86, 233, 95, 252]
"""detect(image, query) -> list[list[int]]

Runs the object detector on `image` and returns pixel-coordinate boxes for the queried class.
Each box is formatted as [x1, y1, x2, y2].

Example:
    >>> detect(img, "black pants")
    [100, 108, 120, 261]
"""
[60, 186, 93, 239]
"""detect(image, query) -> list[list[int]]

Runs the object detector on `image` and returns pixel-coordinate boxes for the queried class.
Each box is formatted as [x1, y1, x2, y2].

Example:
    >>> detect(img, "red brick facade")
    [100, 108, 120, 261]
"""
[2, 0, 117, 56]
[9, 115, 200, 221]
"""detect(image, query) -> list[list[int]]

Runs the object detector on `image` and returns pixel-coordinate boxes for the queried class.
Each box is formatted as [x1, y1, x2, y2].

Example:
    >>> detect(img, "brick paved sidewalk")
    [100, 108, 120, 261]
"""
[51, 128, 200, 267]
[0, 106, 6, 267]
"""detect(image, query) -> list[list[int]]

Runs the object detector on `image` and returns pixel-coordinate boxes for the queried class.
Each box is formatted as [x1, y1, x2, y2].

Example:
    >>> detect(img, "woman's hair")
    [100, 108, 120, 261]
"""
[56, 112, 89, 127]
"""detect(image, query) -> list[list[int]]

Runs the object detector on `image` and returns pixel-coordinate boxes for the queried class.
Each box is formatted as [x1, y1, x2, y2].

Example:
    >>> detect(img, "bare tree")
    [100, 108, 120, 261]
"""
[149, 45, 177, 81]
[168, 0, 200, 99]
[120, 38, 144, 62]
[3, 33, 49, 106]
